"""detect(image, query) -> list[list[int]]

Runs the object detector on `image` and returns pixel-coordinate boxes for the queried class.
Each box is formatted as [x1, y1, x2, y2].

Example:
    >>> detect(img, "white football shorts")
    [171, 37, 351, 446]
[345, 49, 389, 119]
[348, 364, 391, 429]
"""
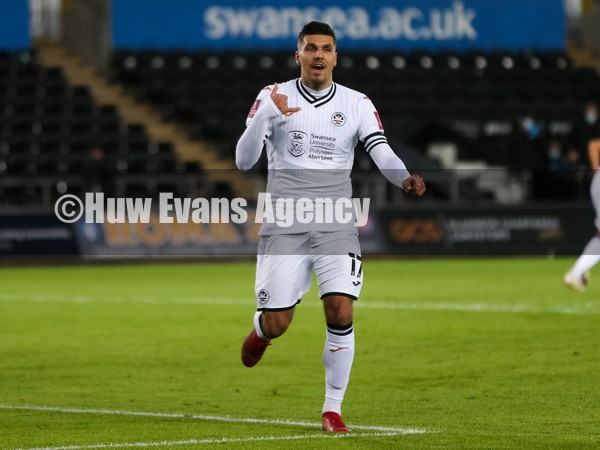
[254, 230, 363, 311]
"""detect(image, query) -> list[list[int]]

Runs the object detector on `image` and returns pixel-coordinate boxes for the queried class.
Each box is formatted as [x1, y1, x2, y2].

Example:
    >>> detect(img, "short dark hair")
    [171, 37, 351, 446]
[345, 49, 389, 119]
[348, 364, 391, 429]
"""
[298, 21, 336, 45]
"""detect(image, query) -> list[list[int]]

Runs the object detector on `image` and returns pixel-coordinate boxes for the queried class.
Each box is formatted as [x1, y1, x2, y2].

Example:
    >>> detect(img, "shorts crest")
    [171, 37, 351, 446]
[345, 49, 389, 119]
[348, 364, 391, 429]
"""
[257, 289, 270, 305]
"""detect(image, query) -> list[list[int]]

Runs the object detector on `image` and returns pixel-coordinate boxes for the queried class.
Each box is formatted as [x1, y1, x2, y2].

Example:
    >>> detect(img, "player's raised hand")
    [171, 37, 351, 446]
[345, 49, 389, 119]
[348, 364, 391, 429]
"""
[402, 175, 426, 196]
[270, 83, 301, 117]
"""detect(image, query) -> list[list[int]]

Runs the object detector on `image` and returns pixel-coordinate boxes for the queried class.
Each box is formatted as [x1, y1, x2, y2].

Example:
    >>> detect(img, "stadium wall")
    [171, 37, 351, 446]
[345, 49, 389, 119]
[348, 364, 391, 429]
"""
[1, 205, 593, 258]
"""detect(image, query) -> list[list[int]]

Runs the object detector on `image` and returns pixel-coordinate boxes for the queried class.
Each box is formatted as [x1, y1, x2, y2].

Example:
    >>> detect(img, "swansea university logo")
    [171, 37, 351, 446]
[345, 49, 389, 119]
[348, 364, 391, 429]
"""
[288, 130, 307, 157]
[331, 112, 346, 127]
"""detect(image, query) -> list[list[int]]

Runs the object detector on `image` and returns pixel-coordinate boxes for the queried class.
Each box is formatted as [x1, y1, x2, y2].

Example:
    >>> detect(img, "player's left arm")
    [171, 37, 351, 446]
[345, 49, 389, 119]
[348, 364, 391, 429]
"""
[358, 98, 426, 196]
[370, 145, 426, 196]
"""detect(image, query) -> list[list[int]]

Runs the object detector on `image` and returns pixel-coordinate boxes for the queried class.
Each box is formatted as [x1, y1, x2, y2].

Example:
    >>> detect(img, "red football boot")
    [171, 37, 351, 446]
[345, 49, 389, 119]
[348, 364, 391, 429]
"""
[241, 328, 271, 367]
[322, 412, 351, 432]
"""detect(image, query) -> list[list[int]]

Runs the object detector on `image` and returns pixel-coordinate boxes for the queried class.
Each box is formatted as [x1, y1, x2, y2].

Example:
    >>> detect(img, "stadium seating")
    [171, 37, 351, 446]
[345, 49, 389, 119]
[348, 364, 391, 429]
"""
[110, 49, 598, 165]
[3, 46, 598, 207]
[0, 50, 199, 207]
[107, 48, 600, 201]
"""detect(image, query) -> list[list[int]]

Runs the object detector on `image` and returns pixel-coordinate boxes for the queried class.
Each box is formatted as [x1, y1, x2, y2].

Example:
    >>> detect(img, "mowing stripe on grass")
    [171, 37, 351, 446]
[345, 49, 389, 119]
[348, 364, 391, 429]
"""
[12, 431, 421, 450]
[0, 293, 598, 315]
[0, 405, 428, 434]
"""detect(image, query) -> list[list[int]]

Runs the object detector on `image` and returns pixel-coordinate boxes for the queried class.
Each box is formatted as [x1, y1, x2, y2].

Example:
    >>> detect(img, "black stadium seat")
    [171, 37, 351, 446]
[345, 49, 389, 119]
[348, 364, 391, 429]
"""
[0, 50, 204, 208]
[105, 47, 600, 200]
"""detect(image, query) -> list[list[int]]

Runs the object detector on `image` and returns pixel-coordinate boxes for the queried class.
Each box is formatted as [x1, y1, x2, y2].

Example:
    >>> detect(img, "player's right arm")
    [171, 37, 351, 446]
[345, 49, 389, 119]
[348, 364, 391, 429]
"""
[235, 84, 301, 171]
[588, 138, 600, 170]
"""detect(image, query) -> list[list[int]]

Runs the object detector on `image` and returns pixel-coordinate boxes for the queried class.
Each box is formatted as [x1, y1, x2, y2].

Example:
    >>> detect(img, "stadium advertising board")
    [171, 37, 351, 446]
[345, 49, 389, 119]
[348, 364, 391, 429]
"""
[0, 214, 78, 257]
[378, 206, 595, 256]
[0, 0, 30, 50]
[0, 208, 591, 258]
[112, 0, 565, 51]
[69, 204, 593, 258]
[73, 212, 261, 257]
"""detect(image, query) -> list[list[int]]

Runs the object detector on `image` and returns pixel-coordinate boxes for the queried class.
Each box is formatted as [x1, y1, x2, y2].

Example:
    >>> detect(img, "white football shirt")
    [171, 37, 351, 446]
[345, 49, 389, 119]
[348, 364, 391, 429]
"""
[238, 78, 409, 234]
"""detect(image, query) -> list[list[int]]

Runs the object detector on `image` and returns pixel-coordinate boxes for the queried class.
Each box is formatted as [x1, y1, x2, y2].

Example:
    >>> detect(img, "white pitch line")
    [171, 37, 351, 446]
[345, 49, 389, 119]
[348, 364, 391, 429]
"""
[12, 431, 417, 450]
[357, 301, 600, 315]
[0, 292, 598, 315]
[0, 405, 427, 434]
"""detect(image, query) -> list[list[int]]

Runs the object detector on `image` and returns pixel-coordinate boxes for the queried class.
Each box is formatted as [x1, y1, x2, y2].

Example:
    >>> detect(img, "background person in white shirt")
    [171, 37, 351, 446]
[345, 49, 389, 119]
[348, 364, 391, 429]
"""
[564, 134, 600, 291]
[236, 21, 426, 432]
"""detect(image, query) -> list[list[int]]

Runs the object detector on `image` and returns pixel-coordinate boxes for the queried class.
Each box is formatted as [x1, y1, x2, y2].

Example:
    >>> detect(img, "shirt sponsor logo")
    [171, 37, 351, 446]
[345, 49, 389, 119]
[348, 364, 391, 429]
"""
[331, 112, 346, 127]
[308, 133, 336, 160]
[288, 130, 307, 157]
[308, 147, 334, 161]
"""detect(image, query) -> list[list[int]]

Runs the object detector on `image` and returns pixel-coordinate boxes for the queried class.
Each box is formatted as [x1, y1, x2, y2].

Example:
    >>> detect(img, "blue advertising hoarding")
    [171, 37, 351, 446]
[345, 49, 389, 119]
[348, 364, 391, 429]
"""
[0, 214, 78, 257]
[113, 0, 565, 51]
[0, 0, 30, 50]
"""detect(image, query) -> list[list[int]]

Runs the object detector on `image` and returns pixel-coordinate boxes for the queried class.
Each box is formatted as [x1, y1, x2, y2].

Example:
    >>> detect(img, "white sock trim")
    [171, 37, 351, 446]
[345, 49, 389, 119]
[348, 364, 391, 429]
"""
[253, 311, 268, 340]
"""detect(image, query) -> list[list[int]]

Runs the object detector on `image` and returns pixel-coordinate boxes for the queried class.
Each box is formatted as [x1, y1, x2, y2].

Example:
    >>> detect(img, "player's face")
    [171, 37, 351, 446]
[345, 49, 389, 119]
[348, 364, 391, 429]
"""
[296, 34, 337, 91]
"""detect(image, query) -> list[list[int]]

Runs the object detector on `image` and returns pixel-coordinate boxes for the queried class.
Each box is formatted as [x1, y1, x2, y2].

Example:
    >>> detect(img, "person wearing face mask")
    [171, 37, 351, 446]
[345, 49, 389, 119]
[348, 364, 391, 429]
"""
[543, 139, 585, 199]
[568, 102, 600, 167]
[509, 114, 546, 197]
[585, 104, 598, 125]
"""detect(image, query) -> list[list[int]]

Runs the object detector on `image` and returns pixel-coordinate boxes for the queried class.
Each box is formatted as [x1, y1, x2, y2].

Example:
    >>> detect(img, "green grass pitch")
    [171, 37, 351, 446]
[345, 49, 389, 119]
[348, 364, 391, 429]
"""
[1, 257, 599, 449]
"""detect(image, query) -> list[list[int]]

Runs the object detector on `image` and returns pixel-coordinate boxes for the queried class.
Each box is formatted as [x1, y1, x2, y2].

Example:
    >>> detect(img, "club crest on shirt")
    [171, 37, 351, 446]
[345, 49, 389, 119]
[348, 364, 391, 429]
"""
[331, 112, 346, 127]
[288, 130, 307, 157]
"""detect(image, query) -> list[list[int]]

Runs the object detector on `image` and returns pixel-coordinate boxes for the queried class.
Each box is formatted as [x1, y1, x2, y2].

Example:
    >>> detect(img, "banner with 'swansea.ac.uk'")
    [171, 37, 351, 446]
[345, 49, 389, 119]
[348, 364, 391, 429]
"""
[112, 0, 565, 52]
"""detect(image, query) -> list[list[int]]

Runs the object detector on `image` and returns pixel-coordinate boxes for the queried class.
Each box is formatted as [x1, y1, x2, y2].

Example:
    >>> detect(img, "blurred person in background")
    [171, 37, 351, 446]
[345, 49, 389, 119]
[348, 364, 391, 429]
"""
[542, 139, 586, 199]
[563, 132, 600, 291]
[568, 102, 600, 167]
[86, 146, 114, 196]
